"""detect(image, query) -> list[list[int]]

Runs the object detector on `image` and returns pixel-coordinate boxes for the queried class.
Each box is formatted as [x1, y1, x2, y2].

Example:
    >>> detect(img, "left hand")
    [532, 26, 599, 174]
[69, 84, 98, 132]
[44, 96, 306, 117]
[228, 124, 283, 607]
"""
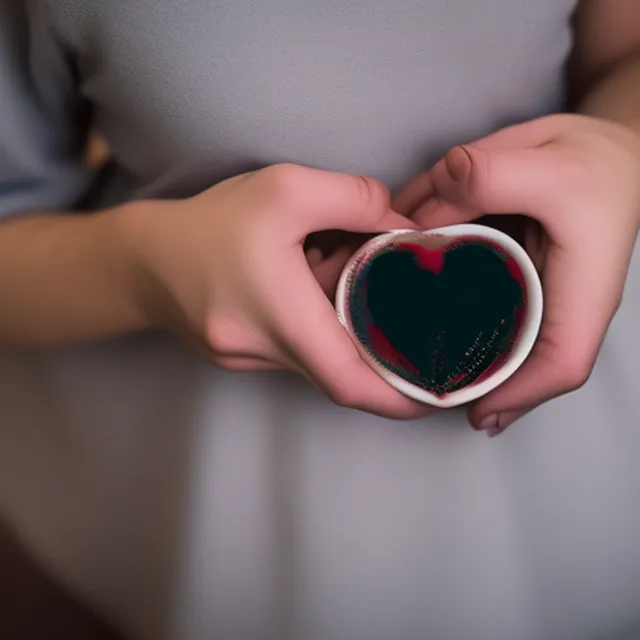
[393, 114, 640, 436]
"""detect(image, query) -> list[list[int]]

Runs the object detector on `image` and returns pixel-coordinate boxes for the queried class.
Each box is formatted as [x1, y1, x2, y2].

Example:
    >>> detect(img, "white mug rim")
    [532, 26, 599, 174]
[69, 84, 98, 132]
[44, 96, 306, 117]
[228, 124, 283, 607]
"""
[334, 224, 544, 409]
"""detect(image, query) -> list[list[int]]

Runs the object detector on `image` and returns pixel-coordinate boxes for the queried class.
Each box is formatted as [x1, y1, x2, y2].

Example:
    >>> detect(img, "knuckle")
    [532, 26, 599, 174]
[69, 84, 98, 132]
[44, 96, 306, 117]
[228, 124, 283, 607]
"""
[323, 356, 378, 410]
[219, 358, 253, 372]
[541, 113, 573, 129]
[325, 377, 365, 410]
[329, 387, 360, 409]
[555, 353, 593, 392]
[612, 291, 624, 316]
[211, 355, 256, 373]
[355, 176, 389, 213]
[466, 149, 493, 204]
[205, 316, 246, 356]
[555, 152, 591, 187]
[210, 355, 235, 371]
[367, 179, 391, 224]
[257, 163, 304, 202]
[207, 349, 228, 368]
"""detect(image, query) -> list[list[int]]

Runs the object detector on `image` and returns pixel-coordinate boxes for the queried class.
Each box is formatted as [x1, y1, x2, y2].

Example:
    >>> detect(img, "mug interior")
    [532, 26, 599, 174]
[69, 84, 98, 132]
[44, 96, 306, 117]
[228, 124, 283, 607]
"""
[342, 230, 531, 401]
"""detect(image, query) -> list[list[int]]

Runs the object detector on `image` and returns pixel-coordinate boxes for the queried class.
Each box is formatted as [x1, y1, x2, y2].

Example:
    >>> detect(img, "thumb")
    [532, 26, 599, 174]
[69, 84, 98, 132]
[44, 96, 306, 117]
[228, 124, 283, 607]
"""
[267, 165, 414, 239]
[468, 236, 620, 434]
[411, 144, 568, 229]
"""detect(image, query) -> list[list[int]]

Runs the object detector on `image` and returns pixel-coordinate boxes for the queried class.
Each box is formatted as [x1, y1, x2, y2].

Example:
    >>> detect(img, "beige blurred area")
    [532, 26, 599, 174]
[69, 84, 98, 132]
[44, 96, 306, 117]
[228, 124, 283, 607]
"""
[86, 133, 110, 167]
[0, 520, 128, 639]
[0, 130, 125, 639]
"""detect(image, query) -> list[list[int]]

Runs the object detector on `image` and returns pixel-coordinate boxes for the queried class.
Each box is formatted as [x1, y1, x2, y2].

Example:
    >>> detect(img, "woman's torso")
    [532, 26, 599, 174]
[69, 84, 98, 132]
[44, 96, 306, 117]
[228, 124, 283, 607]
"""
[4, 2, 640, 639]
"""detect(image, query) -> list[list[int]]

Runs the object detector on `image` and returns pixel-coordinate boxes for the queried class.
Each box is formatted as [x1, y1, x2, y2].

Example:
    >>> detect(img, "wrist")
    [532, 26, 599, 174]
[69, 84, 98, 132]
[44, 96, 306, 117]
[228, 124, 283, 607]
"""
[111, 198, 183, 333]
[108, 200, 163, 333]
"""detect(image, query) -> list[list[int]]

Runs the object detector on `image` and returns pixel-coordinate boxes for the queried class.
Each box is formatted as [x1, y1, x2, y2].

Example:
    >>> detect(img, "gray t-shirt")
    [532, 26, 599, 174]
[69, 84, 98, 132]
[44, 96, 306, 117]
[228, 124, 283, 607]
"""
[2, 2, 640, 639]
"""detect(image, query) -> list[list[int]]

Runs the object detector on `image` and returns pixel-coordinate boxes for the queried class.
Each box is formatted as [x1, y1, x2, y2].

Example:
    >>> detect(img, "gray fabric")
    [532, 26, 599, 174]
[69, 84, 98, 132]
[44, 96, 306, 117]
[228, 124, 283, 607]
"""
[0, 1, 93, 216]
[2, 1, 640, 640]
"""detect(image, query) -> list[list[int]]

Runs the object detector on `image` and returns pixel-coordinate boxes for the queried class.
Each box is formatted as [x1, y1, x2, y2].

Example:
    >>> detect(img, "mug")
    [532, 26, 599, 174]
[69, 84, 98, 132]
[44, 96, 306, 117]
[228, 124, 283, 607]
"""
[335, 224, 543, 408]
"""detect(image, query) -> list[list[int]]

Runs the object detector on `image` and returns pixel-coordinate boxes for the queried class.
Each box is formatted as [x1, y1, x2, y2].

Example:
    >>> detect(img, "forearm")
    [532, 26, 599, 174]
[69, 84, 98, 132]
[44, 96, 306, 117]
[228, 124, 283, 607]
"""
[0, 205, 148, 347]
[577, 50, 640, 134]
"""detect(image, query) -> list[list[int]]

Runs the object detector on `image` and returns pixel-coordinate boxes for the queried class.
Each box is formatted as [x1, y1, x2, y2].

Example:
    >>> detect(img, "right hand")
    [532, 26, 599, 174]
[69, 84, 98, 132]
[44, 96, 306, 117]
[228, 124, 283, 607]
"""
[123, 164, 433, 419]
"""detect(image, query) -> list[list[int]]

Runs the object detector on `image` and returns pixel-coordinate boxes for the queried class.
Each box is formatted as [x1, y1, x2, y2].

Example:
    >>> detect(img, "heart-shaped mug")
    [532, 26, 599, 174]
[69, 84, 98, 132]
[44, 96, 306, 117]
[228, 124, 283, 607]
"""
[335, 224, 543, 408]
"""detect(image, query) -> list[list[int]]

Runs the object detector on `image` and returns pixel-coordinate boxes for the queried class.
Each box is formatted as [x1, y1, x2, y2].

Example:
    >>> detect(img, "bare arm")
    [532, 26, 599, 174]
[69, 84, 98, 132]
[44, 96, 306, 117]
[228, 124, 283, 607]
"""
[0, 2, 149, 347]
[571, 0, 640, 131]
[0, 207, 147, 347]
[3, 0, 640, 351]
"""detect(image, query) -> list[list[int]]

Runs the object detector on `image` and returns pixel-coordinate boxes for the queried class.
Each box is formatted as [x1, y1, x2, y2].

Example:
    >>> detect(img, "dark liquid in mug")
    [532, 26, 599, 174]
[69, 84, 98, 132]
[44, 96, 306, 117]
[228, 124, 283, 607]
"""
[348, 236, 527, 397]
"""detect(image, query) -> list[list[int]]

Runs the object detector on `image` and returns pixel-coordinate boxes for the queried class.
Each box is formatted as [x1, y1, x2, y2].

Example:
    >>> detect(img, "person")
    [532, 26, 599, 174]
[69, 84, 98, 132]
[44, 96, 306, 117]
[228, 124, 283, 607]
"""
[1, 1, 640, 638]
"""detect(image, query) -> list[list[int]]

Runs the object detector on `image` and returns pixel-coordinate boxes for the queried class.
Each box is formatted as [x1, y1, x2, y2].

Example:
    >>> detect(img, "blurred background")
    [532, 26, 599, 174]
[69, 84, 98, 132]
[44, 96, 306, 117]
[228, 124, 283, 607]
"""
[0, 131, 125, 640]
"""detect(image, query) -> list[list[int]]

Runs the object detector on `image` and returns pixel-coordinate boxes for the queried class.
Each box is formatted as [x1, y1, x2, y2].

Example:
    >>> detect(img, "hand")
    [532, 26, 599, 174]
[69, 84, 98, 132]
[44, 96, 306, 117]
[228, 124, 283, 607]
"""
[124, 164, 433, 419]
[393, 114, 640, 435]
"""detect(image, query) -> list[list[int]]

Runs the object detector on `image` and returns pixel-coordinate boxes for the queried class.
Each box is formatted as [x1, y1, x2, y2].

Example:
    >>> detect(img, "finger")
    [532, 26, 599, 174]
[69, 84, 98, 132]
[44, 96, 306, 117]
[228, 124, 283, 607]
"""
[262, 165, 415, 239]
[410, 196, 473, 229]
[411, 144, 572, 231]
[310, 246, 356, 298]
[305, 247, 324, 268]
[304, 230, 373, 261]
[470, 114, 580, 151]
[472, 408, 531, 438]
[391, 172, 436, 217]
[261, 251, 436, 419]
[523, 219, 548, 272]
[395, 115, 576, 227]
[469, 238, 621, 431]
[177, 324, 284, 370]
[214, 355, 285, 372]
[390, 115, 573, 222]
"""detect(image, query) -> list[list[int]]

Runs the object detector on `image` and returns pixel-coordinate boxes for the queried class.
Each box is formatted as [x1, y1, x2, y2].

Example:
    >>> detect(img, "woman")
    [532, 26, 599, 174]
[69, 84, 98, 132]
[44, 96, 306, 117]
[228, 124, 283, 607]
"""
[1, 1, 639, 638]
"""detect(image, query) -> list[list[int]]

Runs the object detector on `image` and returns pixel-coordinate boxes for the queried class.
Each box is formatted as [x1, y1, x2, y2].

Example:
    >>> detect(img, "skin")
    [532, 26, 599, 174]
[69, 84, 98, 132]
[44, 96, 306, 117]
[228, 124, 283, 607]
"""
[393, 0, 640, 434]
[0, 0, 638, 426]
[0, 167, 432, 420]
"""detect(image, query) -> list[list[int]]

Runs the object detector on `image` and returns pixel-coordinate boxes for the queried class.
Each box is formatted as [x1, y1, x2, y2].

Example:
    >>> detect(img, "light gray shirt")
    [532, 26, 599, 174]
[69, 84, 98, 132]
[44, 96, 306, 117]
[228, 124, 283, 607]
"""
[2, 2, 640, 639]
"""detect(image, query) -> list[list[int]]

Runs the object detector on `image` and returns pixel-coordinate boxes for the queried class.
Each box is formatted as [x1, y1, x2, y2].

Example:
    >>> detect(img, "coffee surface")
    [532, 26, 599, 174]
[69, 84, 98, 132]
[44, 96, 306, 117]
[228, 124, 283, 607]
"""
[348, 238, 527, 397]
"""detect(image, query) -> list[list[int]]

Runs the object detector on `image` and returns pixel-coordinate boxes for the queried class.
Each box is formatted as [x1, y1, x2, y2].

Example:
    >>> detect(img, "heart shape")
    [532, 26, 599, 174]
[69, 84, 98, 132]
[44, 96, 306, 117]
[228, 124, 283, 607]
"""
[336, 226, 543, 407]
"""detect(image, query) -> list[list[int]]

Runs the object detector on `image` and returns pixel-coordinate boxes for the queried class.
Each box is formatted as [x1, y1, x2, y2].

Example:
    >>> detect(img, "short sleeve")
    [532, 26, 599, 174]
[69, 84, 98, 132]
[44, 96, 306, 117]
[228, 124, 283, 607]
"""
[0, 0, 94, 219]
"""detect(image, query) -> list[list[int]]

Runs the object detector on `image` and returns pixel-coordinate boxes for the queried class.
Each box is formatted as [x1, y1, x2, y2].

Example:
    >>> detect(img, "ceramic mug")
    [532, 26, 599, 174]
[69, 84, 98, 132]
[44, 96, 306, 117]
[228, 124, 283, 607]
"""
[335, 224, 543, 408]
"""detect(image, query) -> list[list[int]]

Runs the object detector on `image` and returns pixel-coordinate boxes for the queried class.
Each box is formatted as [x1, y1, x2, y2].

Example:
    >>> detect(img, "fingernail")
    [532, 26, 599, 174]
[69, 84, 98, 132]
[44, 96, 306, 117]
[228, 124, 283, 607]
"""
[488, 409, 528, 437]
[306, 248, 323, 267]
[478, 413, 498, 431]
[444, 146, 472, 182]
